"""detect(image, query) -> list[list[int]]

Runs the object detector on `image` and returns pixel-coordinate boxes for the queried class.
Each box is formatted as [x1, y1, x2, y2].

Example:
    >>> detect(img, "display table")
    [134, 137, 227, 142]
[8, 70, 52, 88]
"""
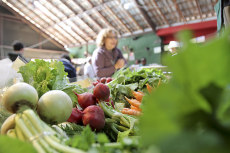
[140, 65, 169, 72]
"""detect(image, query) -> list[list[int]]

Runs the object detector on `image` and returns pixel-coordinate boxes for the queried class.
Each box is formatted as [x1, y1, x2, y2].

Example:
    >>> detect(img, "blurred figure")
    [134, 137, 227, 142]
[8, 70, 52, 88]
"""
[59, 53, 76, 79]
[8, 41, 28, 62]
[92, 27, 127, 79]
[84, 57, 95, 79]
[83, 51, 91, 58]
[215, 0, 230, 34]
[168, 41, 180, 56]
[140, 57, 148, 66]
[135, 59, 141, 65]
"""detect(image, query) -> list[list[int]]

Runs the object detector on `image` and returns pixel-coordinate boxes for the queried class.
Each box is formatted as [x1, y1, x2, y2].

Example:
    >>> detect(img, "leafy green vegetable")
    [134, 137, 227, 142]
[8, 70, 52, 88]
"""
[59, 122, 85, 137]
[140, 30, 230, 153]
[97, 133, 110, 144]
[0, 98, 12, 128]
[66, 124, 142, 153]
[0, 136, 37, 153]
[108, 68, 167, 106]
[18, 59, 84, 107]
[66, 125, 95, 151]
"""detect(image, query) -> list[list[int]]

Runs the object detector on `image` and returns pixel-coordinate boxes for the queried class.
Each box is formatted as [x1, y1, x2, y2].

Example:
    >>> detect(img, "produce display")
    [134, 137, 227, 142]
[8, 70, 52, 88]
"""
[107, 67, 167, 107]
[18, 59, 85, 107]
[0, 58, 146, 152]
[1, 30, 230, 153]
[1, 83, 85, 153]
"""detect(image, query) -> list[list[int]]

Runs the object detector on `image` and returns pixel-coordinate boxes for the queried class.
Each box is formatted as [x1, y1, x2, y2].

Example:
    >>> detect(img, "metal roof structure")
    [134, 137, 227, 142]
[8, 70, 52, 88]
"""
[1, 0, 218, 48]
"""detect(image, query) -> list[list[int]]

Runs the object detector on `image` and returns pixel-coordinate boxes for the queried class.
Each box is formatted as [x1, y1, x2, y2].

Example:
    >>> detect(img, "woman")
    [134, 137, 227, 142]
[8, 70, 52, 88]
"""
[92, 27, 126, 79]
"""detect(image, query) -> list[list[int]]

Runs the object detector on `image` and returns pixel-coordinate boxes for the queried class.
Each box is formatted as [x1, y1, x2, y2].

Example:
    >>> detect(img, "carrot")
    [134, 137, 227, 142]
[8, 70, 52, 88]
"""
[158, 78, 161, 87]
[131, 105, 141, 112]
[138, 91, 144, 95]
[132, 91, 144, 102]
[146, 84, 154, 93]
[121, 108, 142, 116]
[125, 96, 141, 108]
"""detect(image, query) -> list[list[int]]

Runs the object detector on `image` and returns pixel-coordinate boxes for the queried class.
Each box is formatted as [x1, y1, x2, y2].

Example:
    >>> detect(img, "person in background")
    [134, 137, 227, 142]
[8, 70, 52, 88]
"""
[8, 41, 28, 62]
[168, 41, 180, 56]
[59, 53, 77, 79]
[215, 0, 230, 36]
[140, 57, 148, 66]
[84, 57, 95, 79]
[92, 27, 127, 79]
[135, 59, 141, 65]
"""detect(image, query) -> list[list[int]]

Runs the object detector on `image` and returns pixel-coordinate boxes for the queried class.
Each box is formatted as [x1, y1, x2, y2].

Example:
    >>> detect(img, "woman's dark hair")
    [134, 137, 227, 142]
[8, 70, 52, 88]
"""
[61, 53, 71, 62]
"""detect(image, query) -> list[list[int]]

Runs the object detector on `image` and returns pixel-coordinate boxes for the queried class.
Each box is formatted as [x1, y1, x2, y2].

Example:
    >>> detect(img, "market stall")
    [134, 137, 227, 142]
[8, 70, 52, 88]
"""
[2, 0, 228, 153]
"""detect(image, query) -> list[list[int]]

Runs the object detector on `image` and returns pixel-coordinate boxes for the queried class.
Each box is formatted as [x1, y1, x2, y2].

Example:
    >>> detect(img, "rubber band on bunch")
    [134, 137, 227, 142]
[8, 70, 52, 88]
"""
[29, 131, 54, 142]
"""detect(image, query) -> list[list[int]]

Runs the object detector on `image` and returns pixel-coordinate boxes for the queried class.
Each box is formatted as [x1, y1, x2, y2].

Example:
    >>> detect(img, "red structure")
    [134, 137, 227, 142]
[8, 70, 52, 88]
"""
[157, 20, 217, 44]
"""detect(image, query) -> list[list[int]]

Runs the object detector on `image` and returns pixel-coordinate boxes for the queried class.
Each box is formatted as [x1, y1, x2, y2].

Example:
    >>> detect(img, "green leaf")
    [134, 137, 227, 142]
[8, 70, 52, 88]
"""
[97, 133, 110, 144]
[66, 125, 95, 151]
[0, 136, 37, 153]
[117, 130, 131, 142]
[158, 130, 229, 153]
[140, 30, 230, 151]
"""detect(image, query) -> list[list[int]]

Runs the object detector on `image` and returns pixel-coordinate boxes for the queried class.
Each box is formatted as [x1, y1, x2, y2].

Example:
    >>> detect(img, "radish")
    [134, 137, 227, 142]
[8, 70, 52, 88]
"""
[2, 83, 38, 113]
[37, 90, 72, 125]
[67, 108, 83, 125]
[92, 81, 99, 86]
[106, 77, 112, 83]
[93, 83, 110, 101]
[82, 105, 105, 131]
[100, 77, 106, 84]
[73, 91, 97, 109]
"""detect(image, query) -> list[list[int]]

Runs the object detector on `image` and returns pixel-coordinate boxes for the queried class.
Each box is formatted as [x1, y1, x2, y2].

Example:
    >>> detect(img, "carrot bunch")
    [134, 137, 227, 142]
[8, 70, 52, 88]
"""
[146, 78, 161, 93]
[121, 91, 144, 117]
[121, 79, 162, 117]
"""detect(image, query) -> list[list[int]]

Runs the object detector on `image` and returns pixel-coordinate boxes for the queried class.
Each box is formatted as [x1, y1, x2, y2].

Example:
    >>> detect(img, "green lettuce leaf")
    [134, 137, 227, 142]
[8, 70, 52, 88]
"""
[18, 59, 84, 107]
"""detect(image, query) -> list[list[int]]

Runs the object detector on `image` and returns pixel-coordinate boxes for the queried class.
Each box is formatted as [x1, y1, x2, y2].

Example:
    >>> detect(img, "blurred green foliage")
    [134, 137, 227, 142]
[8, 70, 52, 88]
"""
[140, 30, 230, 153]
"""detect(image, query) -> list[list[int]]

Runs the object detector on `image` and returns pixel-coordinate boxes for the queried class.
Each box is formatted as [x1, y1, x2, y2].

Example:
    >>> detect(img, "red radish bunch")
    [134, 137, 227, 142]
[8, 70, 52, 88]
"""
[69, 83, 110, 131]
[92, 77, 113, 86]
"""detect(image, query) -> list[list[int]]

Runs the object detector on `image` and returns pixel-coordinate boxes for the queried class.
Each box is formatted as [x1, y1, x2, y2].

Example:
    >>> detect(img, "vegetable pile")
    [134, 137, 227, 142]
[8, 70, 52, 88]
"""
[1, 83, 85, 153]
[92, 77, 113, 86]
[3, 29, 230, 153]
[68, 82, 140, 141]
[0, 59, 142, 153]
[107, 68, 167, 107]
[18, 59, 85, 107]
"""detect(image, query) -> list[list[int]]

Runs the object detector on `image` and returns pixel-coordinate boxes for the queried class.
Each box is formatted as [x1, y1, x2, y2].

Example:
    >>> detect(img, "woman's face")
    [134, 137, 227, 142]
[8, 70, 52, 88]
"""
[104, 31, 118, 51]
